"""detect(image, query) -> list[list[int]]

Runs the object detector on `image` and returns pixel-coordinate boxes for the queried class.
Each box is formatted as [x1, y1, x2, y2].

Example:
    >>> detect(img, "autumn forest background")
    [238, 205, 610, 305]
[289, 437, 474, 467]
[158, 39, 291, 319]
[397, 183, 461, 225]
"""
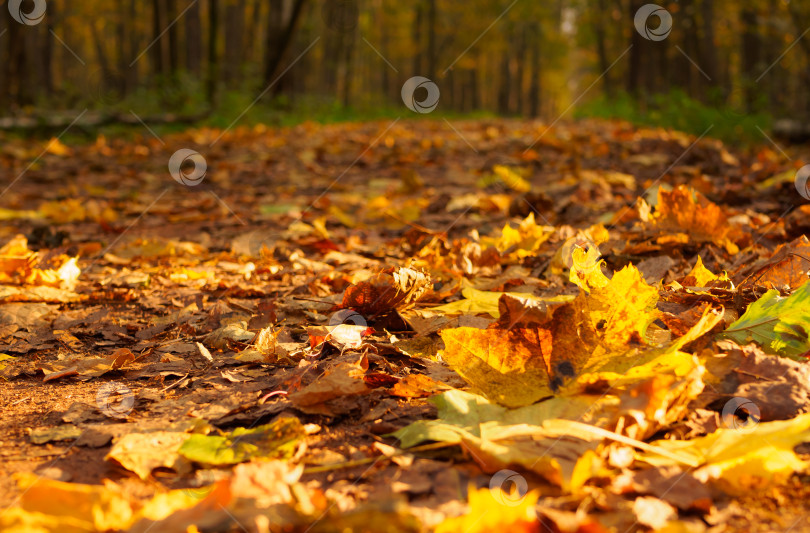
[2, 0, 809, 140]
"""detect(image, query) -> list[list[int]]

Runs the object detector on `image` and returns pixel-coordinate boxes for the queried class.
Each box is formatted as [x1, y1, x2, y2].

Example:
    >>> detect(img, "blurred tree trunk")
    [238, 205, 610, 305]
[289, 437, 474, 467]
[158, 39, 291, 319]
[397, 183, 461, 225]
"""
[207, 0, 221, 105]
[91, 21, 114, 97]
[740, 4, 760, 111]
[699, 0, 718, 87]
[263, 0, 308, 89]
[375, 0, 390, 100]
[470, 69, 480, 111]
[528, 22, 541, 117]
[4, 15, 28, 107]
[786, 0, 810, 118]
[412, 2, 423, 75]
[0, 23, 6, 105]
[186, 0, 203, 76]
[650, 36, 666, 94]
[224, 0, 245, 87]
[125, 0, 140, 94]
[151, 0, 167, 77]
[594, 0, 612, 97]
[626, 0, 643, 95]
[679, 0, 699, 97]
[166, 0, 180, 73]
[24, 27, 41, 105]
[116, 6, 126, 96]
[497, 49, 511, 114]
[340, 28, 356, 107]
[244, 0, 262, 66]
[322, 2, 342, 97]
[515, 26, 527, 115]
[43, 5, 55, 98]
[426, 0, 437, 79]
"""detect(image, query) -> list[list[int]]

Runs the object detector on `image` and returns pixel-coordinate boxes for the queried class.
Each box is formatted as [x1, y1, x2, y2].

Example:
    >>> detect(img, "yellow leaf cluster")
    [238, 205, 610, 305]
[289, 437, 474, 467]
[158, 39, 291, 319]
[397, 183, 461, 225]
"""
[436, 487, 540, 533]
[0, 235, 81, 288]
[481, 212, 553, 258]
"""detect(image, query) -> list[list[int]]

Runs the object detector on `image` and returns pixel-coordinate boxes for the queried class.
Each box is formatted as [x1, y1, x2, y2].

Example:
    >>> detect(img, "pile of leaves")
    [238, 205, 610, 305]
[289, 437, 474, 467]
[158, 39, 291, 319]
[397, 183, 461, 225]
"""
[1, 118, 810, 532]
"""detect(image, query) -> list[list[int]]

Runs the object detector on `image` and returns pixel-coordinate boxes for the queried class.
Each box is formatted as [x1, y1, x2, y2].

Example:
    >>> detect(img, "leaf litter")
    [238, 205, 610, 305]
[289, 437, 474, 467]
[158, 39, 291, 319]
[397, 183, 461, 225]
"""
[1, 118, 810, 531]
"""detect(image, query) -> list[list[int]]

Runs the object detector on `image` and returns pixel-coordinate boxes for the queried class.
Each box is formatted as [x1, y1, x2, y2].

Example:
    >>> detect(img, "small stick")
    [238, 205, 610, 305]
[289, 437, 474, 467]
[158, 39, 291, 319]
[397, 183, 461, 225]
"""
[301, 441, 457, 474]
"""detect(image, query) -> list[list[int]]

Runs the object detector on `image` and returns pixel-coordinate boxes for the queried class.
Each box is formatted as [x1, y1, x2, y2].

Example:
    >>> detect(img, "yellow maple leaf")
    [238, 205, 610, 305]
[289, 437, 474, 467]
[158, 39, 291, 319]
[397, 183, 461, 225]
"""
[11, 473, 136, 531]
[481, 212, 552, 258]
[435, 486, 539, 533]
[549, 224, 609, 275]
[492, 165, 532, 193]
[45, 137, 71, 156]
[440, 263, 661, 407]
[638, 413, 810, 494]
[651, 186, 741, 254]
[0, 235, 81, 288]
[429, 284, 573, 318]
[577, 264, 660, 347]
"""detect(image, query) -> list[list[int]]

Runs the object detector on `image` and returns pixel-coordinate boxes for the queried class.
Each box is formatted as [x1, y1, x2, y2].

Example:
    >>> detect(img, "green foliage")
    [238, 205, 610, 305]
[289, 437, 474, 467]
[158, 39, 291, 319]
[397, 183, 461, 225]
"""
[721, 282, 810, 359]
[178, 417, 305, 466]
[575, 90, 772, 144]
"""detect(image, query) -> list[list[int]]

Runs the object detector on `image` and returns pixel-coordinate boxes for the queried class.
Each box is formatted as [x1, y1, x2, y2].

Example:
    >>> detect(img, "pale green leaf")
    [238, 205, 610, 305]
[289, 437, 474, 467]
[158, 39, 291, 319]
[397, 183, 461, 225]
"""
[721, 281, 810, 359]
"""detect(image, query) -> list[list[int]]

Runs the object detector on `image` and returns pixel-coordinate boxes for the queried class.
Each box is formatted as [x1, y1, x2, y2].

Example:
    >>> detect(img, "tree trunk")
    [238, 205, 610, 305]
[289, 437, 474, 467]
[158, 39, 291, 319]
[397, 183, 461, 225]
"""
[224, 0, 245, 87]
[626, 0, 643, 95]
[426, 0, 437, 79]
[126, 0, 140, 94]
[186, 0, 203, 76]
[594, 0, 612, 97]
[699, 0, 718, 86]
[497, 49, 511, 114]
[166, 0, 180, 73]
[263, 0, 308, 88]
[5, 15, 28, 107]
[244, 0, 262, 65]
[43, 4, 55, 97]
[151, 0, 167, 77]
[207, 0, 221, 105]
[740, 5, 760, 111]
[528, 22, 541, 118]
[412, 2, 423, 75]
[340, 28, 356, 107]
[515, 26, 526, 115]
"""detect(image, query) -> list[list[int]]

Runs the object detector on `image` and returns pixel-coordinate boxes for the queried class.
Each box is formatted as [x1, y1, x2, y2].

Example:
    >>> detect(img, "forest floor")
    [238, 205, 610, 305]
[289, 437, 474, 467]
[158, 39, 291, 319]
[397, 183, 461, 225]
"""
[1, 118, 810, 532]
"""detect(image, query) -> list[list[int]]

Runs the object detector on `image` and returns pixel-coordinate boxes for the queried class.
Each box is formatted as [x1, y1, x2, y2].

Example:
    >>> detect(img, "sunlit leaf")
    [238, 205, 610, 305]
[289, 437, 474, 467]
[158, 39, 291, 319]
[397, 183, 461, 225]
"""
[178, 417, 305, 466]
[721, 281, 810, 359]
[435, 487, 540, 533]
[638, 413, 810, 494]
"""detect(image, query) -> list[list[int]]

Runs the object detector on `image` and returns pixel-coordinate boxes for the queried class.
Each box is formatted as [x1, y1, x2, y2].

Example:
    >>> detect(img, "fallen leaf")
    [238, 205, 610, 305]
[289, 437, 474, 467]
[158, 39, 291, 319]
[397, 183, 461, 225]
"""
[340, 266, 432, 317]
[29, 425, 83, 445]
[721, 281, 810, 359]
[638, 413, 810, 494]
[106, 431, 193, 480]
[435, 487, 540, 533]
[178, 417, 305, 466]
